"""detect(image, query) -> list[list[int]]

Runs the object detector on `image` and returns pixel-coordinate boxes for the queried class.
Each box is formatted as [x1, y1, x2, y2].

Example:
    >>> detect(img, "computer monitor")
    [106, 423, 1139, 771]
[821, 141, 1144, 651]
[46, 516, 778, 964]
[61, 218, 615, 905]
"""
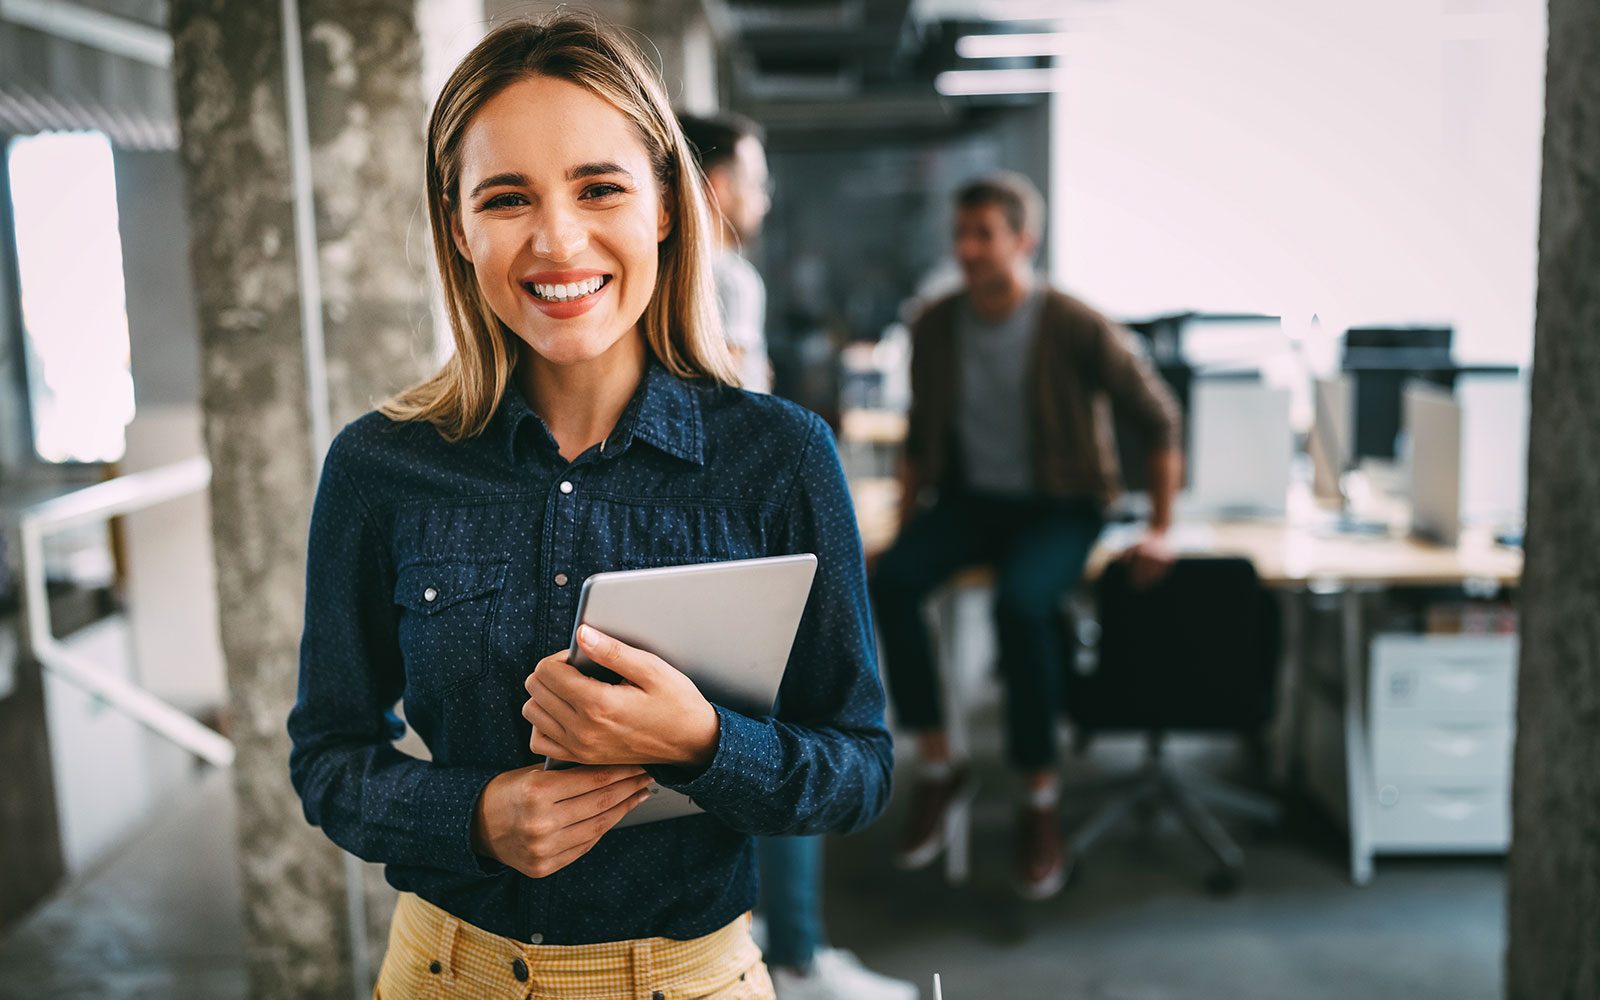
[1189, 377, 1292, 517]
[1309, 375, 1353, 501]
[1181, 314, 1284, 373]
[1342, 326, 1455, 461]
[1406, 382, 1462, 545]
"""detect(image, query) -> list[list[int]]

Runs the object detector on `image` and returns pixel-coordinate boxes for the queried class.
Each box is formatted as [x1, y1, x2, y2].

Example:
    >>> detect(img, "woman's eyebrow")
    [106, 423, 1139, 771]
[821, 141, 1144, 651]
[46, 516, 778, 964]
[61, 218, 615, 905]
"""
[568, 161, 633, 182]
[468, 171, 528, 198]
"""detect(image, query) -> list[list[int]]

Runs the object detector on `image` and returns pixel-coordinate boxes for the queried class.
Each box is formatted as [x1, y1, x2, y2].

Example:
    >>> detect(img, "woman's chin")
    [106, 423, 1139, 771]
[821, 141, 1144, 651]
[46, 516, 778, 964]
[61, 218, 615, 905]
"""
[515, 330, 638, 370]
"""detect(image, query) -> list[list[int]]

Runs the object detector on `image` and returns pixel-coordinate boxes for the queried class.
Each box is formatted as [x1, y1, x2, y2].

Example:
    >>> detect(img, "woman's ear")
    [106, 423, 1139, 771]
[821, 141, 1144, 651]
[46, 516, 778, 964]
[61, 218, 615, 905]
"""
[657, 185, 675, 242]
[450, 203, 475, 264]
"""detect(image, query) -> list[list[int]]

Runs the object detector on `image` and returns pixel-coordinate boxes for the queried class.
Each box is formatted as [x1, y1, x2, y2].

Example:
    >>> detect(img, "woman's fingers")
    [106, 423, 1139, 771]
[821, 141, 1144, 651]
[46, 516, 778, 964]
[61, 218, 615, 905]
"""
[574, 626, 668, 687]
[523, 780, 653, 878]
[523, 697, 574, 757]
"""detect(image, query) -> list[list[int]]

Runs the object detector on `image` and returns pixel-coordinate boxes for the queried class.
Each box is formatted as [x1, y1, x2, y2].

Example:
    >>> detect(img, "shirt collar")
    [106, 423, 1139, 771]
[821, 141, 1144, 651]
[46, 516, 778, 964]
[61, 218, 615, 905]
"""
[493, 355, 705, 467]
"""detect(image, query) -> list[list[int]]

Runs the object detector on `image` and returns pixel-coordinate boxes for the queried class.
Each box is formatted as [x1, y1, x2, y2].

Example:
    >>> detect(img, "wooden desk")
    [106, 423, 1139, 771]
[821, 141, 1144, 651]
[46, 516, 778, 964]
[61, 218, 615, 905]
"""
[851, 475, 1523, 885]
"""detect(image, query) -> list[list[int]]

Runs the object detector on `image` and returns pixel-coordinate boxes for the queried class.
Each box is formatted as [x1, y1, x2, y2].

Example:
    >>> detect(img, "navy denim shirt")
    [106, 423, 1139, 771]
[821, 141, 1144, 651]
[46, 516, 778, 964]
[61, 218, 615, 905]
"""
[288, 359, 893, 944]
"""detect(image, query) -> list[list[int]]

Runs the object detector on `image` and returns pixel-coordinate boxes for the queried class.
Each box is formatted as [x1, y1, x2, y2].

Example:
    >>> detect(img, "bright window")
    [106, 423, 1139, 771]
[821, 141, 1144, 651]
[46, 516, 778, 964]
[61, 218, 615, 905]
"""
[8, 131, 136, 463]
[1049, 0, 1545, 366]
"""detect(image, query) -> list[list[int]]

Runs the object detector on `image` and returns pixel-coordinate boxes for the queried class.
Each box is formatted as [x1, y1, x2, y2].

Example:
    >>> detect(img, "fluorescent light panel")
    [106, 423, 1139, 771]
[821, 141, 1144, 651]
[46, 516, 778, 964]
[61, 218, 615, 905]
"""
[955, 32, 1072, 59]
[935, 68, 1065, 96]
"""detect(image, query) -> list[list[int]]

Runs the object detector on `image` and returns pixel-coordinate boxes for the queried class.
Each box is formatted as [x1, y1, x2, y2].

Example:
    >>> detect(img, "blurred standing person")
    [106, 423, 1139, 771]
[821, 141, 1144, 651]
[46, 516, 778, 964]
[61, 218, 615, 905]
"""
[680, 111, 918, 1000]
[679, 112, 772, 391]
[870, 172, 1182, 900]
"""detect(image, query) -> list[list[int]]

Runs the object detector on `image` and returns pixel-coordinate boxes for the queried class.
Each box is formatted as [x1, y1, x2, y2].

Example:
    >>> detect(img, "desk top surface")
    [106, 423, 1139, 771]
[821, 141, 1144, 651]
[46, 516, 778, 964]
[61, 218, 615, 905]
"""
[850, 476, 1522, 589]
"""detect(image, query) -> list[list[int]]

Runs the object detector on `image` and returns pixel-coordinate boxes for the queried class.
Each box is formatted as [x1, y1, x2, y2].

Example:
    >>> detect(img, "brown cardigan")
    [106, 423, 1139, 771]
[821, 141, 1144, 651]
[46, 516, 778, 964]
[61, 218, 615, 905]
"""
[904, 286, 1182, 506]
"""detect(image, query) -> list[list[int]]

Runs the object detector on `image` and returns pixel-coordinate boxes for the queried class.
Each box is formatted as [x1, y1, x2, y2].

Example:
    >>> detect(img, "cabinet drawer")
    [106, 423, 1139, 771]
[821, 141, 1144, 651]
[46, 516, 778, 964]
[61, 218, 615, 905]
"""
[1372, 722, 1513, 780]
[1370, 634, 1517, 721]
[1369, 781, 1509, 851]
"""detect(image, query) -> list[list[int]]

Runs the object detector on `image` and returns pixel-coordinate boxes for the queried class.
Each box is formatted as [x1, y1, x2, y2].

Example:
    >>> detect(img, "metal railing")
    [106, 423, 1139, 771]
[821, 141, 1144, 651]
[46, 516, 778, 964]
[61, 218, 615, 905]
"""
[13, 456, 233, 767]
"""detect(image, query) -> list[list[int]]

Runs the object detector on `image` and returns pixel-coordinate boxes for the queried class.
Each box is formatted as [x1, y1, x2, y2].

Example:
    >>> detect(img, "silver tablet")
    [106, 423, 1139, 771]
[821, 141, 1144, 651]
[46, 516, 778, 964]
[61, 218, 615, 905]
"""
[546, 553, 818, 827]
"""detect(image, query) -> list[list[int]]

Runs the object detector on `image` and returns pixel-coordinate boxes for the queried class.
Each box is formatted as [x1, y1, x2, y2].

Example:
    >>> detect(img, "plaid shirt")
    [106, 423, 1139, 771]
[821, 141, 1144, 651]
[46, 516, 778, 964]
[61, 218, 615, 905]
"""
[288, 359, 892, 944]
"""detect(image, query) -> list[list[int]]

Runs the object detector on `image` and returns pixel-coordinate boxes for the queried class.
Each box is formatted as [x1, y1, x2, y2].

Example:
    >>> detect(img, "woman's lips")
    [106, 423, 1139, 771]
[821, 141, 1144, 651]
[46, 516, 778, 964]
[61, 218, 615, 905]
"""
[521, 275, 611, 319]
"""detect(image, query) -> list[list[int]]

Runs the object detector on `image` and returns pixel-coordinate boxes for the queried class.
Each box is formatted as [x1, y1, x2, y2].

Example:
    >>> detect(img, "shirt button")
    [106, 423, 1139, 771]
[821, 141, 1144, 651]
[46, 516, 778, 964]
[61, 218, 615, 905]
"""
[554, 573, 568, 587]
[559, 480, 574, 494]
[428, 960, 441, 974]
[652, 993, 665, 1000]
[422, 587, 438, 603]
[529, 933, 544, 945]
[511, 957, 529, 981]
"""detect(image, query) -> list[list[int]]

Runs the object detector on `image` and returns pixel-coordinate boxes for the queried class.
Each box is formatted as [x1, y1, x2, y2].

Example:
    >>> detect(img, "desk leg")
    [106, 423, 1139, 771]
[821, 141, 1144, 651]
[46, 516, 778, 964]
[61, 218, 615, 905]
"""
[1342, 589, 1375, 887]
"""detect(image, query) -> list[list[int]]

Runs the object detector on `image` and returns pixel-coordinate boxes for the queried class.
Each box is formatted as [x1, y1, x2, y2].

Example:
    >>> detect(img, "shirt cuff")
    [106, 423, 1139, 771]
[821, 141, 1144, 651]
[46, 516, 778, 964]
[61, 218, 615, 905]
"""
[645, 704, 777, 809]
[425, 764, 510, 877]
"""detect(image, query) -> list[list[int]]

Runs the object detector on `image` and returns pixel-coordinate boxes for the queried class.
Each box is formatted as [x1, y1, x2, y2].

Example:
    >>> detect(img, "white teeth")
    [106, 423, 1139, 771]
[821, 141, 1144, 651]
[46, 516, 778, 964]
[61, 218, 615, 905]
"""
[530, 276, 605, 302]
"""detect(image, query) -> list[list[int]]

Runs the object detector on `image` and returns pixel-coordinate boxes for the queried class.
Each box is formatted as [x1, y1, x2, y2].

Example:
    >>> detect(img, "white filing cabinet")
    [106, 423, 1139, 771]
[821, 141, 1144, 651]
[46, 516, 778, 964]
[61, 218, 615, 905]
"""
[1366, 633, 1517, 852]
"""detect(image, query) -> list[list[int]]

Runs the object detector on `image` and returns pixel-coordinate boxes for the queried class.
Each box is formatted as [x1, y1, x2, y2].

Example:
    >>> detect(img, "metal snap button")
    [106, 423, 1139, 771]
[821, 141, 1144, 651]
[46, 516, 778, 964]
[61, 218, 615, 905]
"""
[530, 933, 543, 945]
[511, 957, 529, 982]
[554, 573, 568, 587]
[559, 480, 574, 494]
[423, 587, 438, 602]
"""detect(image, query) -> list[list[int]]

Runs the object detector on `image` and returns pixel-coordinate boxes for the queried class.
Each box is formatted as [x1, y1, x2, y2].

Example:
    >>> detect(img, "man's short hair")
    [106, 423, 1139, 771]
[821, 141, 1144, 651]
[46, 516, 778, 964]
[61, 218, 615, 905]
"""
[955, 171, 1044, 238]
[677, 111, 765, 174]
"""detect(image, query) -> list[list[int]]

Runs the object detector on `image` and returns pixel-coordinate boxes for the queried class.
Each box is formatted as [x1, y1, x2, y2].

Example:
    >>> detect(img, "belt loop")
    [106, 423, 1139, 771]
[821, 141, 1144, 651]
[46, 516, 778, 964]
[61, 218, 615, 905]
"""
[438, 914, 461, 982]
[631, 938, 655, 1000]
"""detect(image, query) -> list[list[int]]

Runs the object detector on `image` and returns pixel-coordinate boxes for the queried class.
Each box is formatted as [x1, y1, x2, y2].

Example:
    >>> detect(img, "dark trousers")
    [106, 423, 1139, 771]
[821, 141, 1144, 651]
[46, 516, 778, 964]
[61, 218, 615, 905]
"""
[869, 492, 1104, 772]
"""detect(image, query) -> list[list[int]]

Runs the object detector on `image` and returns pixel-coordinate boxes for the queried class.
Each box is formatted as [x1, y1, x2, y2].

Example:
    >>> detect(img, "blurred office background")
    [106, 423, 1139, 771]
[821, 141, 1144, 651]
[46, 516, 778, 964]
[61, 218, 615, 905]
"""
[1, 0, 1597, 998]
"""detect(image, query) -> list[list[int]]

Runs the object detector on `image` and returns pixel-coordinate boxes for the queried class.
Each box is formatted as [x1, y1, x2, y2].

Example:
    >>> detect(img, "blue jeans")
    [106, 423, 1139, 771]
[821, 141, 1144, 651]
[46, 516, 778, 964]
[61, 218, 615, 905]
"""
[757, 835, 822, 968]
[869, 492, 1104, 771]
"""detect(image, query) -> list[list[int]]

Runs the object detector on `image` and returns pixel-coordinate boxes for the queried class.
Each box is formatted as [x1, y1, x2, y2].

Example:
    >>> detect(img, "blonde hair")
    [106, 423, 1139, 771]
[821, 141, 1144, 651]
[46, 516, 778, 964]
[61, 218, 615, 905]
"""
[384, 14, 737, 440]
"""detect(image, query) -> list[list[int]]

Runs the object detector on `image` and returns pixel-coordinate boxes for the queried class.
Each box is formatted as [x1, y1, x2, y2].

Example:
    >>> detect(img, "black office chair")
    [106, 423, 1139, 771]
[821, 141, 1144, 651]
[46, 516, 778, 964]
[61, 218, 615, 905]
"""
[1060, 556, 1282, 893]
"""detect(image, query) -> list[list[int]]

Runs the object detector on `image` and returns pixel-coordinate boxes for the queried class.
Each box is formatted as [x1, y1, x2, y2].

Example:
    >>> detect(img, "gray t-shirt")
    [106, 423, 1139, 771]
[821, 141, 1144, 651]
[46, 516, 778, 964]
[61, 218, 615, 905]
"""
[957, 289, 1042, 496]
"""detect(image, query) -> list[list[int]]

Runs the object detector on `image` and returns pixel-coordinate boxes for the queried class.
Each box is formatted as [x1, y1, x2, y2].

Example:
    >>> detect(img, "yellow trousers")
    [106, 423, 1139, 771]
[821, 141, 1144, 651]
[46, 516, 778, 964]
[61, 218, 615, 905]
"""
[374, 892, 775, 1000]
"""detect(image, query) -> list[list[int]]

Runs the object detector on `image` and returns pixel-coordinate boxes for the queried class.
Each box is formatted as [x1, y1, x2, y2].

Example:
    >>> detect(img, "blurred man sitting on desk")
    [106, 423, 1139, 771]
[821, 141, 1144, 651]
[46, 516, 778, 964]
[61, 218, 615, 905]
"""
[869, 171, 1183, 899]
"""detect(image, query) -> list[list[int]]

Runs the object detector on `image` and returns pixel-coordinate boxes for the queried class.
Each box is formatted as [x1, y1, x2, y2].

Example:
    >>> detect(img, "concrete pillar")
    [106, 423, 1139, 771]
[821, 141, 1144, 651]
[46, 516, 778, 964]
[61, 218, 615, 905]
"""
[169, 0, 447, 995]
[1505, 0, 1600, 997]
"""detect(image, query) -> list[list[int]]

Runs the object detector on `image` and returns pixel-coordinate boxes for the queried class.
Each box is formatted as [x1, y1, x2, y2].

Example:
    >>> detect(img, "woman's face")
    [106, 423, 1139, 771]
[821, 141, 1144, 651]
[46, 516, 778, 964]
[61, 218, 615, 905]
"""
[451, 75, 672, 369]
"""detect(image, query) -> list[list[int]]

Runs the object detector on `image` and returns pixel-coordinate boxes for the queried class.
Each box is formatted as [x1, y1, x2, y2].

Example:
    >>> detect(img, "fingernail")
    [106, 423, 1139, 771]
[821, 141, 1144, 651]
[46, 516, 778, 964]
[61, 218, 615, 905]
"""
[578, 625, 595, 645]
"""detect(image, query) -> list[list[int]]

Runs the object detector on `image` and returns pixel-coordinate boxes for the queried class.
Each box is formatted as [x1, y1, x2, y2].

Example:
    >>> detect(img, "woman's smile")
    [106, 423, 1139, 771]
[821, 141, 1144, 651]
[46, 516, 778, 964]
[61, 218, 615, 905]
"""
[522, 269, 614, 318]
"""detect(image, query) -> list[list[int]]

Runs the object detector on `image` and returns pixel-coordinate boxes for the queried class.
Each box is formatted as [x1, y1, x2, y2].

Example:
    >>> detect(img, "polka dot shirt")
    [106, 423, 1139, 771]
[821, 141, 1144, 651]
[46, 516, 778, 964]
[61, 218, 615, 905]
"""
[287, 358, 893, 945]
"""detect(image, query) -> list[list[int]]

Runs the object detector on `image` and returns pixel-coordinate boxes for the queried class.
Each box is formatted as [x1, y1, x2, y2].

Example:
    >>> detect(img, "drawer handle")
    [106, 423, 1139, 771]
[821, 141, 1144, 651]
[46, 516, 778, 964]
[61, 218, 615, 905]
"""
[1424, 734, 1485, 758]
[1425, 800, 1481, 821]
[1432, 670, 1486, 694]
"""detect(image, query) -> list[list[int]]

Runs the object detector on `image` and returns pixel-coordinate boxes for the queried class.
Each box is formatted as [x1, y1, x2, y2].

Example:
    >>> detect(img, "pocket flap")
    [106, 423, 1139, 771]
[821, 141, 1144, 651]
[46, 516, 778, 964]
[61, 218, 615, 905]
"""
[394, 560, 507, 613]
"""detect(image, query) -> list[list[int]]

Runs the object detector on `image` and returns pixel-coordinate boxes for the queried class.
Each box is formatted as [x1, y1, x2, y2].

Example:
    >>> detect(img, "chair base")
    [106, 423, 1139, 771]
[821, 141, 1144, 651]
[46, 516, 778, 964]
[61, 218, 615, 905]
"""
[1066, 734, 1281, 892]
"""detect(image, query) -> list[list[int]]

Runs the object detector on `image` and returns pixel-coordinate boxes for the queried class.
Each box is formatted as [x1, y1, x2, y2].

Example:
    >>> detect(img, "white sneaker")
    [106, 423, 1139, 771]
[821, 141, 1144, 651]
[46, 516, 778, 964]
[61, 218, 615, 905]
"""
[771, 947, 920, 1000]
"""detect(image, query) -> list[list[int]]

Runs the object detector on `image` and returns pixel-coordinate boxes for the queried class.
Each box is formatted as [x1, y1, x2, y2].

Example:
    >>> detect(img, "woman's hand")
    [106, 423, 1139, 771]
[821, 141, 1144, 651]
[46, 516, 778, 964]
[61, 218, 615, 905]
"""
[470, 764, 654, 878]
[522, 625, 721, 769]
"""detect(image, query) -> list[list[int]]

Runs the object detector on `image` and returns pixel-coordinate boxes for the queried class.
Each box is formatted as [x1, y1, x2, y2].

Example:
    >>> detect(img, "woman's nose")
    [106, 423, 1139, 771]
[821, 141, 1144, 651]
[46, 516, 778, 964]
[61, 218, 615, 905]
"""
[530, 206, 587, 261]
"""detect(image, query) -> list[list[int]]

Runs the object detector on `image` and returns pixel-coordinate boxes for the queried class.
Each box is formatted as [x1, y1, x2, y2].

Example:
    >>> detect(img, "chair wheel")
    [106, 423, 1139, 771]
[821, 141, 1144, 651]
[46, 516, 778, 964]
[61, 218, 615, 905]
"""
[1205, 867, 1242, 896]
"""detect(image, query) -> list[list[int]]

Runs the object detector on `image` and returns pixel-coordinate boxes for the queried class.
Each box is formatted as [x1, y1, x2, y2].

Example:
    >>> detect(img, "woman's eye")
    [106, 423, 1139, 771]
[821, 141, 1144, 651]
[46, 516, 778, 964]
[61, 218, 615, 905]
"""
[480, 192, 527, 211]
[581, 182, 626, 201]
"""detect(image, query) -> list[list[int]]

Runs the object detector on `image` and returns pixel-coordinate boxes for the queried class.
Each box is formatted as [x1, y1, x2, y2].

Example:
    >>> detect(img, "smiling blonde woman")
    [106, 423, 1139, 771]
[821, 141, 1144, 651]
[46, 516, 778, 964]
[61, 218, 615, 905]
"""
[287, 15, 894, 1000]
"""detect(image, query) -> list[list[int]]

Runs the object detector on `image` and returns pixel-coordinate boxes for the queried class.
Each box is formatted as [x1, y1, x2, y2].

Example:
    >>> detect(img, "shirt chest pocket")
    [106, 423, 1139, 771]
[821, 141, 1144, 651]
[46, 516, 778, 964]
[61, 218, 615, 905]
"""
[393, 559, 508, 697]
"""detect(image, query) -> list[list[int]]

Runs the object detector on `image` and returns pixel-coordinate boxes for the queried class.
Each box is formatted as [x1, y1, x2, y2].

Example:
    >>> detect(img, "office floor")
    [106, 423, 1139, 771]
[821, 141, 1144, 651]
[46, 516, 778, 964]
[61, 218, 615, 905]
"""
[0, 722, 1504, 1000]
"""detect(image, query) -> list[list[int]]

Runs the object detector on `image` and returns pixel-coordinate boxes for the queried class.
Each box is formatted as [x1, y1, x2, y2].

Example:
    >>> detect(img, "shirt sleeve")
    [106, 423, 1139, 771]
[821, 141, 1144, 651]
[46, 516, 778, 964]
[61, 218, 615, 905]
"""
[287, 430, 504, 878]
[1093, 316, 1183, 451]
[644, 412, 895, 836]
